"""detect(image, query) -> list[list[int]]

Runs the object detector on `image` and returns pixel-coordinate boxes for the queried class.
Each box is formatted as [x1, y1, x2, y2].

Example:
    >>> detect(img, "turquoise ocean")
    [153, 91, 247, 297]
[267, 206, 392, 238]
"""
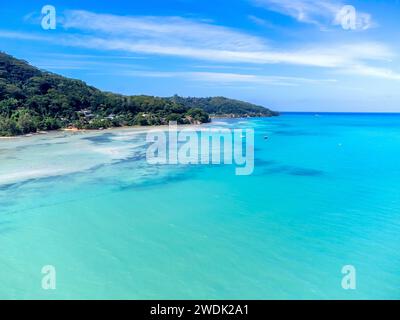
[0, 113, 399, 299]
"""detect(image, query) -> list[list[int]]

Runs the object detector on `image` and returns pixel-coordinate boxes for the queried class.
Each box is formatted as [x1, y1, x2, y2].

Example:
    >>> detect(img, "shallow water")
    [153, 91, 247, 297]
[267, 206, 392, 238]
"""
[0, 114, 399, 299]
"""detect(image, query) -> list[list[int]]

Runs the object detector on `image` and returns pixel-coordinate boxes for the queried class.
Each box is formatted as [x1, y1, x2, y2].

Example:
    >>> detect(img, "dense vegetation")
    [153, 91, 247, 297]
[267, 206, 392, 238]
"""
[0, 52, 277, 136]
[169, 96, 278, 117]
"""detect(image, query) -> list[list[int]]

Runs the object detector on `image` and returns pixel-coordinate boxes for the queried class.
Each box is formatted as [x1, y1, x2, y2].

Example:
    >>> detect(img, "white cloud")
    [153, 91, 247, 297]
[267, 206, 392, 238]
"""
[62, 10, 268, 51]
[253, 0, 374, 30]
[339, 64, 400, 80]
[0, 9, 397, 80]
[61, 34, 394, 70]
[53, 11, 392, 69]
[120, 70, 337, 86]
[0, 30, 48, 41]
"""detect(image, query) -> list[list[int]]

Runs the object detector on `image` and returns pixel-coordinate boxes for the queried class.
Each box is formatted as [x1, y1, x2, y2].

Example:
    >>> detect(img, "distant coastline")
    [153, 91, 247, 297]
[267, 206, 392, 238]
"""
[0, 115, 276, 139]
[0, 52, 278, 137]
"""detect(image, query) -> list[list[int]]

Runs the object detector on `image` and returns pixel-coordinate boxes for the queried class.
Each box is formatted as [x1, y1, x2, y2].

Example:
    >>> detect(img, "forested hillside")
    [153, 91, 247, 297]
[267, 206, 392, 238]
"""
[0, 52, 277, 136]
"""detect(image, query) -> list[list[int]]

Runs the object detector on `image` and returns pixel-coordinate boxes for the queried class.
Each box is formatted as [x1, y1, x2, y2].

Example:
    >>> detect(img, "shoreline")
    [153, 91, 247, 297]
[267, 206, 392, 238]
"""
[0, 123, 205, 140]
[0, 115, 274, 140]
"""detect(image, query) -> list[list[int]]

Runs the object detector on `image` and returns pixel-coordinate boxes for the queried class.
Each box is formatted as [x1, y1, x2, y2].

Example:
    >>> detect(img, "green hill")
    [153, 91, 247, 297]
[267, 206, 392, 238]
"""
[0, 52, 278, 136]
[169, 95, 278, 117]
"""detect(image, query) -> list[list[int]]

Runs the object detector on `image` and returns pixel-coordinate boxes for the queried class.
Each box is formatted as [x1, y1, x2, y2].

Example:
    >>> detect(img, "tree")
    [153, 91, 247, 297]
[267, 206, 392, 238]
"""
[0, 115, 19, 136]
[0, 98, 19, 117]
[11, 108, 40, 134]
[185, 108, 210, 124]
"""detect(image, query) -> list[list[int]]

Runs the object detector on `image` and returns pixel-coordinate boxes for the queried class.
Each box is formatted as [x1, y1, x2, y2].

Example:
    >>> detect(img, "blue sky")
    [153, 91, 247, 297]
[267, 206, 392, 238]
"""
[1, 0, 400, 111]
